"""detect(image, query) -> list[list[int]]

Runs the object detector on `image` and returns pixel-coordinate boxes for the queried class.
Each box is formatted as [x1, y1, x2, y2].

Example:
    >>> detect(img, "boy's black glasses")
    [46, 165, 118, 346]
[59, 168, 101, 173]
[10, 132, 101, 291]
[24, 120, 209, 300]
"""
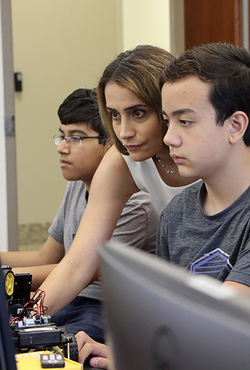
[53, 135, 107, 146]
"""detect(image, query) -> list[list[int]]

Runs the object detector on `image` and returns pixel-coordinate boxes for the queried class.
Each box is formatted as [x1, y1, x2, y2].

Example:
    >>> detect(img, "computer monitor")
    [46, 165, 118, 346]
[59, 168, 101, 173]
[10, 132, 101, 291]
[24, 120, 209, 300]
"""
[0, 264, 17, 370]
[99, 241, 250, 370]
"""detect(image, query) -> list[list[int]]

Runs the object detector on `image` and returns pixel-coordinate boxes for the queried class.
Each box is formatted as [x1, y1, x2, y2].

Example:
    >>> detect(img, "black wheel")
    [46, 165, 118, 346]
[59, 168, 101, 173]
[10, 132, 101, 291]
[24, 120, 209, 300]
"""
[61, 330, 78, 362]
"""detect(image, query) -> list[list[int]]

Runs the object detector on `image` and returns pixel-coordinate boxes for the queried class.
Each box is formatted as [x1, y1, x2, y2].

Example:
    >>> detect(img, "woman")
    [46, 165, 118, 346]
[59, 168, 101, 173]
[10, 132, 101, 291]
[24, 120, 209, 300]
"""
[97, 45, 197, 215]
[39, 45, 198, 320]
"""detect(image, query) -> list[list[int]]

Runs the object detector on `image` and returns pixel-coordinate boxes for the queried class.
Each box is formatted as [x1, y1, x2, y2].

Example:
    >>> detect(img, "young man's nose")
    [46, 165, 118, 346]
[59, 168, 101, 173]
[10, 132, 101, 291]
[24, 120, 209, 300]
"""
[163, 125, 182, 147]
[57, 139, 70, 153]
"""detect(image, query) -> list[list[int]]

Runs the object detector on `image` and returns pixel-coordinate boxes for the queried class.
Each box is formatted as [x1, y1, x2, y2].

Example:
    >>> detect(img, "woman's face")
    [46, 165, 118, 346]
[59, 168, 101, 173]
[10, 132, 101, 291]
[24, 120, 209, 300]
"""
[105, 82, 164, 161]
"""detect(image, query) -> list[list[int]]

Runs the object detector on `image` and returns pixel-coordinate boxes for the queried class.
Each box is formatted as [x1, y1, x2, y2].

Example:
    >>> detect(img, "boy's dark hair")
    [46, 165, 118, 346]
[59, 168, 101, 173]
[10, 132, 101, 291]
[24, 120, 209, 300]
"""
[57, 88, 108, 144]
[160, 42, 250, 146]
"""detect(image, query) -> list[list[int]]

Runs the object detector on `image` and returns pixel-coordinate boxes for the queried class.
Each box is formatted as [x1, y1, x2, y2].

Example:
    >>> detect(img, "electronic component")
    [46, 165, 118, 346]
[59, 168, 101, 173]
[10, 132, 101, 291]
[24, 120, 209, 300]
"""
[1, 266, 78, 362]
[14, 324, 62, 347]
[15, 351, 82, 369]
[12, 272, 32, 305]
[40, 352, 65, 368]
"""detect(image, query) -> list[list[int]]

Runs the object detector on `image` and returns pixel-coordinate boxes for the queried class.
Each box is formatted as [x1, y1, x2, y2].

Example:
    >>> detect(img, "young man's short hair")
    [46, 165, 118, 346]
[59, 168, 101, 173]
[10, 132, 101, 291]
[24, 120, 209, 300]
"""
[160, 43, 250, 146]
[57, 88, 108, 145]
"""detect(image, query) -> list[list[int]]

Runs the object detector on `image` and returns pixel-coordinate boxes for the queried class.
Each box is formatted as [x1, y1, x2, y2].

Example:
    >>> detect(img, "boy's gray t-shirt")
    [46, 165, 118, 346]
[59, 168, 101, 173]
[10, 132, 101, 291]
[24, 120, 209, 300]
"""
[49, 180, 159, 300]
[157, 181, 250, 287]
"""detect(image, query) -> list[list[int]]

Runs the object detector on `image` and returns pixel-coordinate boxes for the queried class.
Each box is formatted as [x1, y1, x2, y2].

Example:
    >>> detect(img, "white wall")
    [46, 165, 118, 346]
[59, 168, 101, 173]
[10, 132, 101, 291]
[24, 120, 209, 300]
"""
[0, 0, 174, 250]
[0, 5, 8, 251]
[11, 0, 118, 226]
[121, 0, 171, 51]
[12, 0, 172, 229]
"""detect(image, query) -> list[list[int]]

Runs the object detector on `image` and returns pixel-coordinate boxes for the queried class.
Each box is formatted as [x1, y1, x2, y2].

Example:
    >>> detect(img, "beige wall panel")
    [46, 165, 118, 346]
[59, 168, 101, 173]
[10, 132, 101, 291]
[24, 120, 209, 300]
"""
[11, 0, 118, 226]
[121, 0, 171, 51]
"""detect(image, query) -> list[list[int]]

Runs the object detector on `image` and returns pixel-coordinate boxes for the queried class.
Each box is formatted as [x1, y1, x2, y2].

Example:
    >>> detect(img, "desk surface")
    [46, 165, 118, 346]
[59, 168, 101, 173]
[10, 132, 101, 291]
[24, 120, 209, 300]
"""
[16, 351, 103, 370]
[84, 364, 103, 370]
[16, 351, 82, 369]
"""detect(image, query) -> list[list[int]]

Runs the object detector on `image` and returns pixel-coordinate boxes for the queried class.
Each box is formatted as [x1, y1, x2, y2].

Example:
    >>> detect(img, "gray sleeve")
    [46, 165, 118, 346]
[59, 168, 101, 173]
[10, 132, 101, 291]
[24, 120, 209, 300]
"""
[82, 191, 159, 300]
[226, 239, 250, 287]
[111, 191, 159, 254]
[48, 187, 69, 244]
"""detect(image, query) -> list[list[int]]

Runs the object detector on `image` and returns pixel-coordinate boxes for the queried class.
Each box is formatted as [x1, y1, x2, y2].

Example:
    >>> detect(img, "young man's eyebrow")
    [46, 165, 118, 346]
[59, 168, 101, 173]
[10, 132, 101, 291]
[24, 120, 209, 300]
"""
[59, 127, 88, 135]
[161, 108, 196, 117]
[171, 108, 195, 116]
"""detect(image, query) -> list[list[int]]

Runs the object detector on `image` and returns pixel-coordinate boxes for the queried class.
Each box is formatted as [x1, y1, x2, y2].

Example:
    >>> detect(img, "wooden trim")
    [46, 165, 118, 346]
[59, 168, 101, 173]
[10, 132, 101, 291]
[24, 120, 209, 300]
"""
[184, 0, 244, 50]
[235, 0, 243, 46]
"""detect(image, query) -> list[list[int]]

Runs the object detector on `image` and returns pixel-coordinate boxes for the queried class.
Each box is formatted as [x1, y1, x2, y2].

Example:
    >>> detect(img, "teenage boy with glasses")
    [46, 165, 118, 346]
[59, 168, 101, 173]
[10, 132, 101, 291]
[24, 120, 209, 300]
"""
[1, 88, 159, 343]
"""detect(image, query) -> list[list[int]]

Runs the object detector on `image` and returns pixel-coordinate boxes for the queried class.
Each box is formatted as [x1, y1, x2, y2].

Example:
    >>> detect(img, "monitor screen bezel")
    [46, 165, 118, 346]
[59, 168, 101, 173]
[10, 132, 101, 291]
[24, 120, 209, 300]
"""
[99, 241, 250, 370]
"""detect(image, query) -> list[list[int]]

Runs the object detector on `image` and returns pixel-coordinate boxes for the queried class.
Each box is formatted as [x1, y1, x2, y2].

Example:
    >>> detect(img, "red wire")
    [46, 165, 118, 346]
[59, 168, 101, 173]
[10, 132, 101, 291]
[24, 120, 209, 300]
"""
[10, 289, 46, 324]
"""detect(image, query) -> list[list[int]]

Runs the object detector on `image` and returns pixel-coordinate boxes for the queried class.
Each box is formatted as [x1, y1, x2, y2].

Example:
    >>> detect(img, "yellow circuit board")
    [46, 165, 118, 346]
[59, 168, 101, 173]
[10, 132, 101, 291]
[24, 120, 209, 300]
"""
[16, 350, 83, 369]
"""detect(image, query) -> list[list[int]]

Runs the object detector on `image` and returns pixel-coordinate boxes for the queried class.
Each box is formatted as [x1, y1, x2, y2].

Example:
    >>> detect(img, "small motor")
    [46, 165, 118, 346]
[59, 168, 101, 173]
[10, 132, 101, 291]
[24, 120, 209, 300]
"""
[1, 265, 15, 299]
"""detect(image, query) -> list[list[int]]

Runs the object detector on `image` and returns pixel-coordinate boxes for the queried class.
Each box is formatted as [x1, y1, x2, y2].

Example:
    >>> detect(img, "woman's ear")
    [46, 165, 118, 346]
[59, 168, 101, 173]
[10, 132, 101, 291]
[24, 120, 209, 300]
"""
[229, 111, 249, 144]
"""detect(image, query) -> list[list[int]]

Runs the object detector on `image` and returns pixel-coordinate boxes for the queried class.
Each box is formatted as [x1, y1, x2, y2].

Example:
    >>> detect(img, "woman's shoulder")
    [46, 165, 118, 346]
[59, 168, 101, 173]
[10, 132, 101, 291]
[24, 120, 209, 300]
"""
[121, 154, 155, 174]
[97, 145, 131, 174]
[92, 145, 139, 196]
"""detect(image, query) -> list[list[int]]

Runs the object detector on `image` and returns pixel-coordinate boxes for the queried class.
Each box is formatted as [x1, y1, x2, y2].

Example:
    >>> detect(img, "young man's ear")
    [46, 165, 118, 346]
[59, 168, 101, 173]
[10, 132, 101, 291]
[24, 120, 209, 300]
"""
[229, 111, 249, 144]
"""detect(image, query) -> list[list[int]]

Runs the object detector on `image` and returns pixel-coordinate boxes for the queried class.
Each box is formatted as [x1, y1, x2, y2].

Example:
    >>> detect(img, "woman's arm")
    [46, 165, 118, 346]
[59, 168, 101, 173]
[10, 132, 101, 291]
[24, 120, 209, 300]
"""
[40, 146, 139, 316]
